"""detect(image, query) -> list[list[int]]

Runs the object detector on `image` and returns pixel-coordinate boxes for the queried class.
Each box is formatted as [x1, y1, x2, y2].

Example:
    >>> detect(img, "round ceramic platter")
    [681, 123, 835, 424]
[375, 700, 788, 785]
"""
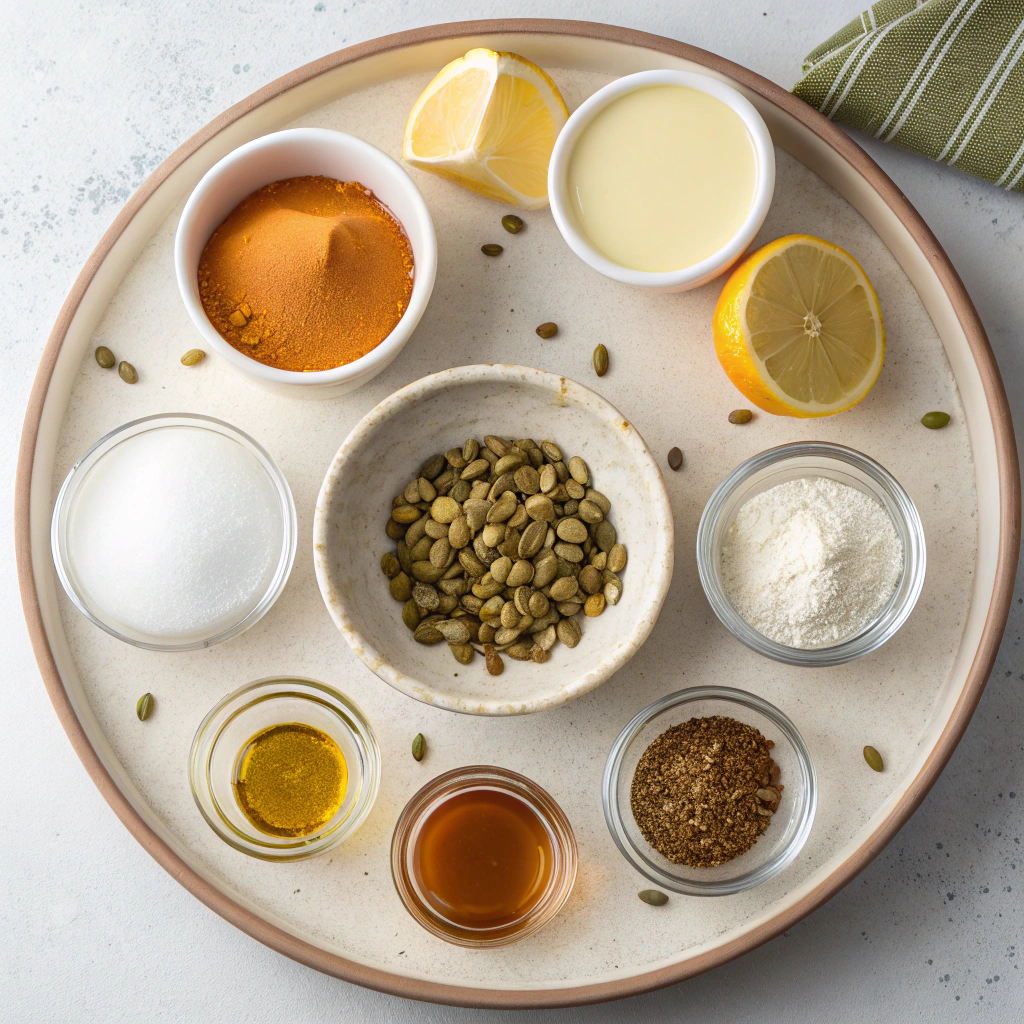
[16, 19, 1020, 1009]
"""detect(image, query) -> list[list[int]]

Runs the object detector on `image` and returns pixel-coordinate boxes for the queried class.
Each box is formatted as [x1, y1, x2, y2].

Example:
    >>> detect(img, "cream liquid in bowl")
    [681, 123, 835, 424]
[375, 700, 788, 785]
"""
[566, 85, 758, 273]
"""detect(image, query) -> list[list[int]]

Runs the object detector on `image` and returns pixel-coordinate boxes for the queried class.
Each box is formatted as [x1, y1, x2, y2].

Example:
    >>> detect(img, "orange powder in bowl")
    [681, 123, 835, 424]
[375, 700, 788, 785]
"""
[198, 175, 414, 373]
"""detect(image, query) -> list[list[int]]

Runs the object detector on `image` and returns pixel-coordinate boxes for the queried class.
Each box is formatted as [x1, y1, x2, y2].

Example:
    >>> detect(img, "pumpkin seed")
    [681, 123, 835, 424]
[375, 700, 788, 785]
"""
[921, 411, 951, 429]
[490, 556, 513, 584]
[95, 345, 116, 368]
[481, 243, 504, 256]
[484, 644, 504, 675]
[392, 504, 422, 525]
[381, 552, 401, 579]
[863, 745, 884, 772]
[451, 643, 475, 665]
[502, 214, 524, 234]
[565, 457, 586, 486]
[593, 344, 609, 377]
[514, 465, 541, 494]
[540, 440, 563, 462]
[420, 453, 445, 479]
[550, 576, 579, 602]
[528, 591, 550, 618]
[461, 458, 490, 480]
[180, 348, 205, 366]
[584, 592, 606, 617]
[556, 617, 582, 648]
[506, 559, 534, 588]
[412, 561, 446, 583]
[494, 452, 527, 476]
[390, 573, 412, 602]
[577, 498, 603, 524]
[578, 564, 603, 594]
[608, 543, 628, 573]
[525, 494, 555, 522]
[728, 409, 753, 424]
[414, 621, 445, 645]
[118, 360, 138, 384]
[667, 446, 683, 471]
[553, 541, 583, 563]
[402, 599, 422, 630]
[436, 619, 471, 645]
[448, 515, 471, 549]
[429, 537, 452, 568]
[506, 639, 534, 661]
[136, 693, 153, 721]
[555, 517, 587, 544]
[603, 576, 623, 606]
[480, 595, 505, 621]
[412, 582, 440, 610]
[412, 733, 426, 761]
[430, 496, 461, 524]
[462, 438, 479, 462]
[518, 520, 547, 559]
[594, 520, 617, 552]
[536, 322, 558, 339]
[484, 435, 511, 457]
[638, 890, 668, 907]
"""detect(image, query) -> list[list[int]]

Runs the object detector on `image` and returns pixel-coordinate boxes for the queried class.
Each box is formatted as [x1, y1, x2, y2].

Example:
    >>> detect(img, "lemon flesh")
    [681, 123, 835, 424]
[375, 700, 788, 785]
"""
[403, 49, 567, 210]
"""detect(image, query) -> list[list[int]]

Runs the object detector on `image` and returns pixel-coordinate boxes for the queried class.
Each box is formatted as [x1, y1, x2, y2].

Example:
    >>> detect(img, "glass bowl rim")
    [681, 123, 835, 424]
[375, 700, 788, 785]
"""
[602, 685, 817, 896]
[188, 676, 381, 860]
[390, 764, 578, 947]
[50, 412, 297, 651]
[695, 440, 926, 666]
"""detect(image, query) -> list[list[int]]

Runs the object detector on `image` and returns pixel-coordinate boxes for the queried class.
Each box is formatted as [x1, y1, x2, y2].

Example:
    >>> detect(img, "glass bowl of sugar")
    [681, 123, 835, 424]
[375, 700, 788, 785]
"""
[696, 441, 926, 666]
[52, 413, 297, 651]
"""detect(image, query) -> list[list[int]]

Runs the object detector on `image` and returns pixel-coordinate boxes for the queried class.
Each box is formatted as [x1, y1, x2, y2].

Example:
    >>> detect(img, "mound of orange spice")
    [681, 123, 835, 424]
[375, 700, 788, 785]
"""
[198, 175, 414, 373]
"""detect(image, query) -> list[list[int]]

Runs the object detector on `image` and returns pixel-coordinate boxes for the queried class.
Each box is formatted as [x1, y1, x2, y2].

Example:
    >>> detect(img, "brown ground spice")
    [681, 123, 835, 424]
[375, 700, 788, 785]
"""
[198, 175, 413, 372]
[630, 716, 780, 868]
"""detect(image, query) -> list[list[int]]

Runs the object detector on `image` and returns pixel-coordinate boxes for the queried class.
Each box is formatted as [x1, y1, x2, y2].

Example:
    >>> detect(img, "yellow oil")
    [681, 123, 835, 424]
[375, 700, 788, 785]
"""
[233, 722, 347, 838]
[567, 85, 758, 272]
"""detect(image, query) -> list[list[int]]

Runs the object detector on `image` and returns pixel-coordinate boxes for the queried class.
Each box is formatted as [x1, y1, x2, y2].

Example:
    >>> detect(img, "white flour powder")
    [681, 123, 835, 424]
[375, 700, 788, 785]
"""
[720, 476, 903, 649]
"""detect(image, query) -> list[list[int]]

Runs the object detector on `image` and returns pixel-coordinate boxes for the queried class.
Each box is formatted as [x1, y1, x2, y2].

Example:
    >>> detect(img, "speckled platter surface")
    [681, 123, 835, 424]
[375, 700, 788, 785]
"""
[15, 20, 1019, 1009]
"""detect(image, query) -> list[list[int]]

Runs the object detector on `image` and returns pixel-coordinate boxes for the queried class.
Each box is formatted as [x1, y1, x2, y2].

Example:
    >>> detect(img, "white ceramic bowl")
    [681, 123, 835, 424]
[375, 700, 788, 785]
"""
[548, 70, 775, 292]
[174, 128, 437, 399]
[313, 364, 674, 715]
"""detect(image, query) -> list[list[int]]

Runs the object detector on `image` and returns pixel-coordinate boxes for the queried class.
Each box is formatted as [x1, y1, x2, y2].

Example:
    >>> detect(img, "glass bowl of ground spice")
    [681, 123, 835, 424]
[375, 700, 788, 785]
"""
[696, 441, 926, 666]
[603, 686, 816, 895]
[175, 128, 436, 398]
[189, 677, 381, 860]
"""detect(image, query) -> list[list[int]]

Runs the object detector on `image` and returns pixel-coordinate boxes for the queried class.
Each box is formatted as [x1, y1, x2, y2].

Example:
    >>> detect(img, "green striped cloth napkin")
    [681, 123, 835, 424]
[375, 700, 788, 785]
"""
[793, 0, 1024, 191]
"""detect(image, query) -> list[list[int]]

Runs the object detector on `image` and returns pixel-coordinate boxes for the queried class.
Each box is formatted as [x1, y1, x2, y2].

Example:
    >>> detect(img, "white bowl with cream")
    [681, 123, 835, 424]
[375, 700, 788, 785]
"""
[548, 71, 775, 292]
[175, 128, 437, 399]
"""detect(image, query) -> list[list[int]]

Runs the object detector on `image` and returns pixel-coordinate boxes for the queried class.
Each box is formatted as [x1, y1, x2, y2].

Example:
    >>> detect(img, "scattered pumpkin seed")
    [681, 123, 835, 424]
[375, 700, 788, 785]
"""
[412, 733, 426, 761]
[638, 889, 669, 906]
[863, 745, 884, 772]
[536, 322, 558, 339]
[118, 360, 138, 384]
[593, 343, 609, 377]
[136, 693, 153, 721]
[94, 345, 115, 369]
[501, 214, 524, 234]
[481, 243, 504, 256]
[667, 446, 683, 471]
[921, 411, 951, 429]
[728, 408, 752, 424]
[180, 348, 205, 366]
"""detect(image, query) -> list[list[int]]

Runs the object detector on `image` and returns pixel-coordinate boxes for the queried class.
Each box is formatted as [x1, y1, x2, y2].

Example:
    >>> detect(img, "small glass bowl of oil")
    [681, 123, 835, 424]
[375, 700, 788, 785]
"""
[391, 766, 578, 947]
[189, 677, 380, 860]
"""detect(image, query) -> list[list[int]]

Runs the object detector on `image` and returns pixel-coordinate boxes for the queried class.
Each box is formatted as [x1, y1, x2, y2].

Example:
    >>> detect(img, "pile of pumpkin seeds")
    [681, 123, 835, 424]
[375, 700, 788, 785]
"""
[381, 435, 627, 675]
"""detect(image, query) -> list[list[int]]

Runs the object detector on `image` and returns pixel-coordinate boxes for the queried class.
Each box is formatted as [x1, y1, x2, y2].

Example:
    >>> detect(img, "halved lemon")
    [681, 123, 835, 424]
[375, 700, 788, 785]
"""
[402, 48, 568, 210]
[713, 235, 885, 417]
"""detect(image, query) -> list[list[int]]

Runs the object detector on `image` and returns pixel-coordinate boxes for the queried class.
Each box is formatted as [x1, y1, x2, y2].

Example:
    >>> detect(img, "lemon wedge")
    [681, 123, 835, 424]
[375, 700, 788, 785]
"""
[402, 48, 568, 210]
[713, 235, 885, 417]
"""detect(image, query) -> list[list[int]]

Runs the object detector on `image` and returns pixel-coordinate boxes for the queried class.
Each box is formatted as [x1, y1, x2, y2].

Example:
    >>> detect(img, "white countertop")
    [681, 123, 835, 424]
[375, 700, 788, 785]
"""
[2, 2, 1021, 1020]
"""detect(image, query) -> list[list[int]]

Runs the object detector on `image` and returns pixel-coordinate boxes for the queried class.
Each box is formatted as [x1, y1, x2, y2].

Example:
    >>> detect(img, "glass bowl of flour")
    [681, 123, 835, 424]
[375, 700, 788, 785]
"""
[52, 413, 297, 651]
[696, 442, 926, 666]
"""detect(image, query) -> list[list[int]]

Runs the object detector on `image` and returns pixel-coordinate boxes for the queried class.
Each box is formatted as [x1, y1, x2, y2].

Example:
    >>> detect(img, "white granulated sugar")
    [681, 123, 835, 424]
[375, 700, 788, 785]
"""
[720, 476, 903, 649]
[68, 427, 283, 640]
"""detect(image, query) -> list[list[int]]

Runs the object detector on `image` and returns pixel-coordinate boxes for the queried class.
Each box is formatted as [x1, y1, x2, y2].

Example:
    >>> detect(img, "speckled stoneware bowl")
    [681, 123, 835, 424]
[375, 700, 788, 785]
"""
[313, 364, 674, 715]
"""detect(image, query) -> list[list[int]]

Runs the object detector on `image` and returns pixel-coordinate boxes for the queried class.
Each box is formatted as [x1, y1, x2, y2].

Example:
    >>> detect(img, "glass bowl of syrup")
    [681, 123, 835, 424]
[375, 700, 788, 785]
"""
[189, 677, 380, 860]
[391, 766, 578, 947]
